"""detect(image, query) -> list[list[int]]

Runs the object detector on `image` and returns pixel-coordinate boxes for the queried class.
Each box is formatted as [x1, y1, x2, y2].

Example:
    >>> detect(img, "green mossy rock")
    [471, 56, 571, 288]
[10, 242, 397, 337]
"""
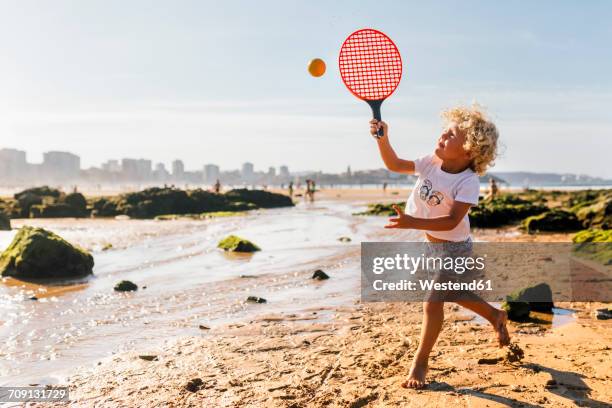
[224, 189, 293, 209]
[114, 280, 138, 292]
[89, 197, 120, 217]
[0, 212, 10, 231]
[470, 195, 547, 228]
[501, 300, 531, 322]
[572, 229, 612, 265]
[563, 189, 605, 209]
[14, 186, 62, 218]
[30, 203, 84, 218]
[0, 226, 94, 280]
[61, 192, 88, 215]
[89, 188, 291, 219]
[217, 235, 260, 252]
[15, 192, 43, 218]
[574, 194, 611, 229]
[14, 186, 62, 200]
[353, 202, 405, 216]
[9, 187, 90, 218]
[573, 229, 612, 243]
[505, 283, 554, 313]
[521, 210, 583, 233]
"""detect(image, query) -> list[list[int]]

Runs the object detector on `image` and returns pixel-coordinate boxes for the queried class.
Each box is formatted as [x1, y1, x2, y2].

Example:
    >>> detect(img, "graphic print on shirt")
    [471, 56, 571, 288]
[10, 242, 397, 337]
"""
[418, 179, 444, 206]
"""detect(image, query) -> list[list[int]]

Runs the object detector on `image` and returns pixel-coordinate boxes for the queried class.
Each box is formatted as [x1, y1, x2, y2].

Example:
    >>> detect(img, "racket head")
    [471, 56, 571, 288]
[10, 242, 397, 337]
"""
[338, 28, 403, 101]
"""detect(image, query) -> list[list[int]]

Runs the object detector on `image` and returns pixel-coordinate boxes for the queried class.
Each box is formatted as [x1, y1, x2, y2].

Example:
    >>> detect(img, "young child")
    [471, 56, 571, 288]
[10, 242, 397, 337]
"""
[369, 105, 510, 389]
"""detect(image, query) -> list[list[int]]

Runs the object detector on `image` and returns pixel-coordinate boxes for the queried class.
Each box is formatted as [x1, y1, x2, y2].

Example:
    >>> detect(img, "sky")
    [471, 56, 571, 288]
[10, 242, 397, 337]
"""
[0, 0, 610, 177]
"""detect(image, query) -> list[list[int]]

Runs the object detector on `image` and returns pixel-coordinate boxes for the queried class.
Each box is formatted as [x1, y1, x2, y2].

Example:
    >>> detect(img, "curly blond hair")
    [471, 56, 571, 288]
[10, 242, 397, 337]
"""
[441, 104, 499, 175]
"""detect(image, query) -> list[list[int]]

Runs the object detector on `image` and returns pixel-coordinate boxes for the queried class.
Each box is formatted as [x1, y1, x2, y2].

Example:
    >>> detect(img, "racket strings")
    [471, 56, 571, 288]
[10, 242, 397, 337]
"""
[339, 29, 402, 100]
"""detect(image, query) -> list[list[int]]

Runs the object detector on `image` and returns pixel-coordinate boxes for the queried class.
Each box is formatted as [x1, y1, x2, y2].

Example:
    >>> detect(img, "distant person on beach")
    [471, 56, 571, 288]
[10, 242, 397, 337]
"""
[370, 105, 508, 389]
[486, 177, 498, 201]
[213, 179, 221, 194]
[305, 179, 315, 202]
[288, 181, 294, 197]
[310, 180, 316, 202]
[383, 182, 388, 193]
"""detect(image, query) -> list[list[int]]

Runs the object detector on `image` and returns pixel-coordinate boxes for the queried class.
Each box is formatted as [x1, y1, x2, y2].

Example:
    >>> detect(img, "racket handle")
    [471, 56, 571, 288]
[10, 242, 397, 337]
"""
[367, 99, 384, 138]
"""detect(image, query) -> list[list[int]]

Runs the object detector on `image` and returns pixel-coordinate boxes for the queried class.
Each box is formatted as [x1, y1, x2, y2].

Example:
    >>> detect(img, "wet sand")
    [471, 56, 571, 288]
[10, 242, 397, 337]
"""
[2, 189, 611, 407]
[59, 302, 611, 407]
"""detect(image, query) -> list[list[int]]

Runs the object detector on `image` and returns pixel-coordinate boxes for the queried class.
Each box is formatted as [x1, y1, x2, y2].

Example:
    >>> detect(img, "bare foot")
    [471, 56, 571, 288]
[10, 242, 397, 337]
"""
[402, 360, 428, 389]
[493, 309, 510, 347]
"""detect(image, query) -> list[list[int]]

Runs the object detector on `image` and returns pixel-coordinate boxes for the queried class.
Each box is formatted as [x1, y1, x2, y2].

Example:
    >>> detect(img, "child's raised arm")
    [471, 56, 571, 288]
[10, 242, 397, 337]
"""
[370, 120, 415, 174]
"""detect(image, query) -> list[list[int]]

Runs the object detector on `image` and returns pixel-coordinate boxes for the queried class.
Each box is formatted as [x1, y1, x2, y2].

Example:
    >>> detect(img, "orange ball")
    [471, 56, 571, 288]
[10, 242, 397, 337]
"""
[308, 58, 326, 77]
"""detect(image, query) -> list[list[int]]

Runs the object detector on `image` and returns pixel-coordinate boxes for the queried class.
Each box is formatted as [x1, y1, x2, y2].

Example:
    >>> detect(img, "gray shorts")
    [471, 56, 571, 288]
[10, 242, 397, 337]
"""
[422, 237, 477, 302]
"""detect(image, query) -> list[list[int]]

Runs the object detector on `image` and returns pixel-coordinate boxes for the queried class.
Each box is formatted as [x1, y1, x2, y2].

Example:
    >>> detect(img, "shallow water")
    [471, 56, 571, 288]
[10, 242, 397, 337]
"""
[471, 304, 576, 328]
[0, 200, 418, 385]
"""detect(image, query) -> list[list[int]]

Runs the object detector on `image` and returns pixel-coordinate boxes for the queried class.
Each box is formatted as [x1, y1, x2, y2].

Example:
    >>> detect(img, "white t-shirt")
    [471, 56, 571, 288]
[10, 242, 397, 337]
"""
[405, 154, 481, 242]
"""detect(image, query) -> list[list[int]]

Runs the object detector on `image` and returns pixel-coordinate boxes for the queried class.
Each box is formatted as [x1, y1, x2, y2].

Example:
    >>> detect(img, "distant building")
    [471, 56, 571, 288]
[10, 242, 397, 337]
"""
[43, 151, 80, 180]
[0, 148, 27, 180]
[279, 165, 290, 179]
[241, 162, 254, 182]
[203, 164, 220, 183]
[172, 160, 185, 179]
[267, 167, 276, 177]
[154, 163, 170, 181]
[122, 158, 152, 181]
[101, 159, 121, 173]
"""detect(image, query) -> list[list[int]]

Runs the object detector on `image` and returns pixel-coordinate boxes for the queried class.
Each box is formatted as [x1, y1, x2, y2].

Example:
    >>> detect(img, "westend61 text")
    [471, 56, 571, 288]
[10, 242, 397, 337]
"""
[372, 279, 493, 292]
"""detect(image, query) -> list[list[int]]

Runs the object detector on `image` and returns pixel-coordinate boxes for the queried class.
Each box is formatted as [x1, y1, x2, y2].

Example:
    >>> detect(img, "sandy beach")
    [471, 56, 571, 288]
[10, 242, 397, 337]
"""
[2, 188, 610, 407]
[60, 301, 611, 407]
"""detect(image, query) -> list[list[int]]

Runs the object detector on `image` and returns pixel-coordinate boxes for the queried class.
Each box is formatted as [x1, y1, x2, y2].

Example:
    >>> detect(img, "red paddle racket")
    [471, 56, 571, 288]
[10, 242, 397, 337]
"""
[339, 28, 403, 138]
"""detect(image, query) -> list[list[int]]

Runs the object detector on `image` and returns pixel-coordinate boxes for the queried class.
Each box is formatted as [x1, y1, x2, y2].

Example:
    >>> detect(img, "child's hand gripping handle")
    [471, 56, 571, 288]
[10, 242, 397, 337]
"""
[366, 99, 385, 138]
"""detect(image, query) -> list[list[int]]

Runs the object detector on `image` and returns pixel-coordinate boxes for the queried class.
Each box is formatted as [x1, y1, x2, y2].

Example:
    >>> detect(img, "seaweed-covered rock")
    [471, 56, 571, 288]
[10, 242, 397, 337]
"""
[521, 210, 583, 233]
[573, 193, 611, 229]
[187, 189, 232, 213]
[15, 192, 43, 218]
[572, 229, 612, 265]
[353, 202, 405, 216]
[312, 269, 330, 280]
[30, 203, 81, 218]
[224, 189, 293, 209]
[14, 186, 61, 200]
[89, 188, 284, 219]
[14, 186, 62, 218]
[89, 197, 120, 217]
[501, 300, 530, 322]
[573, 229, 612, 243]
[117, 188, 193, 218]
[505, 283, 554, 313]
[114, 280, 138, 292]
[61, 192, 88, 215]
[564, 189, 604, 210]
[217, 235, 261, 252]
[470, 195, 547, 228]
[27, 191, 88, 218]
[0, 226, 94, 280]
[0, 212, 10, 230]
